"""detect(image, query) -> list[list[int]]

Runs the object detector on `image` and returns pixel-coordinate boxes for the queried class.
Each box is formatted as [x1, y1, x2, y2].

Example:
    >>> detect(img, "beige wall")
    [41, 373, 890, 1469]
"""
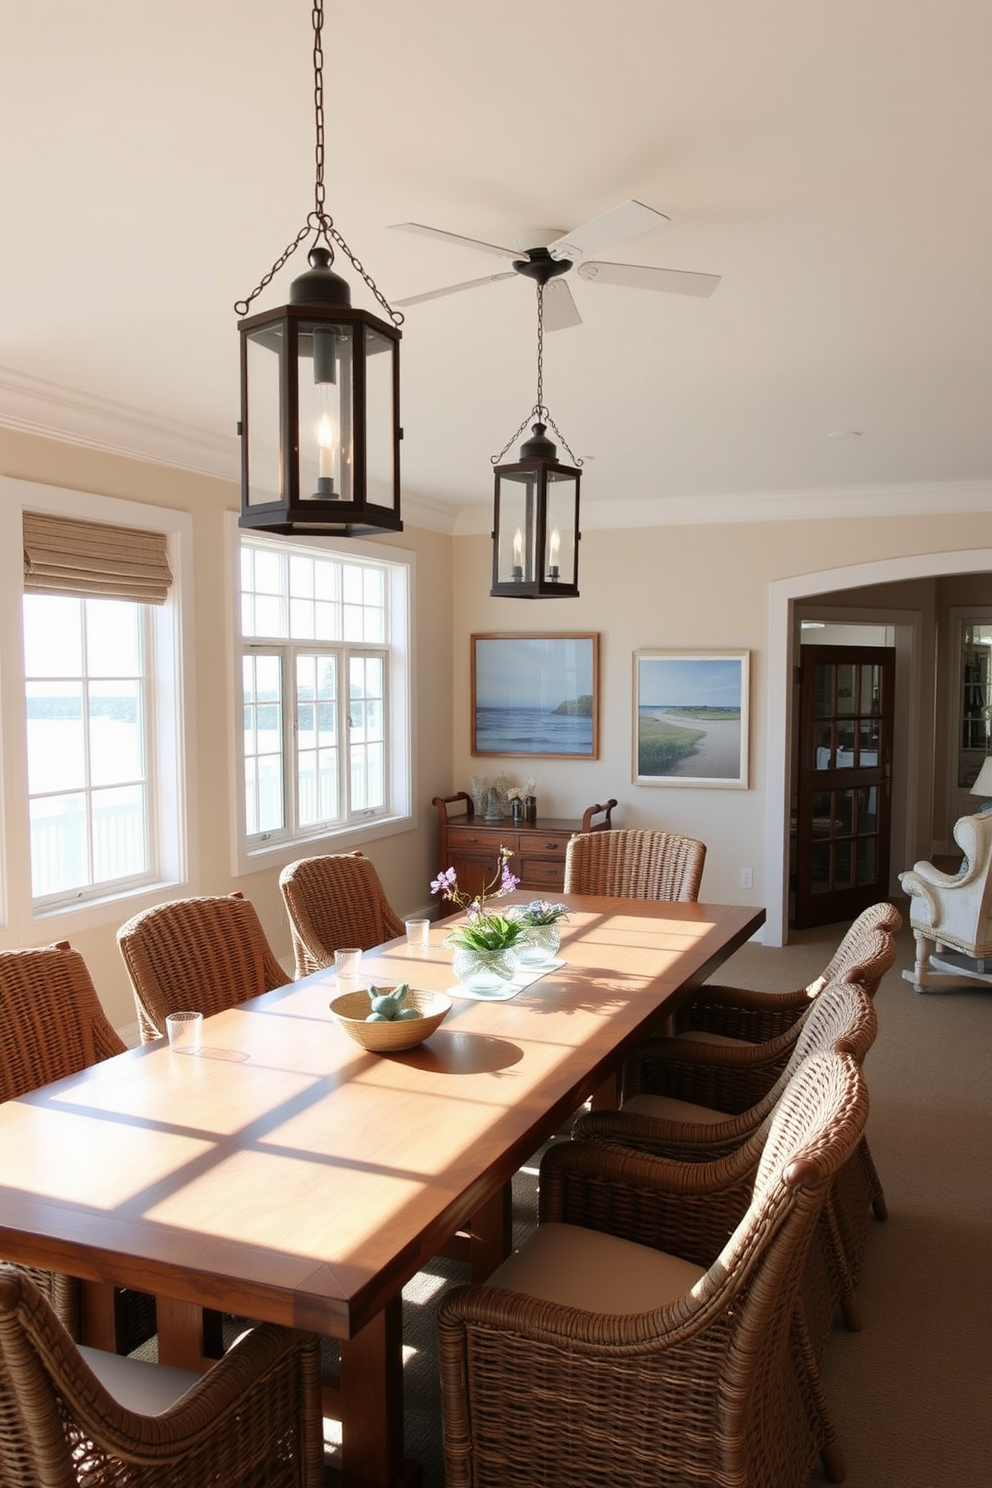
[0, 428, 454, 1028]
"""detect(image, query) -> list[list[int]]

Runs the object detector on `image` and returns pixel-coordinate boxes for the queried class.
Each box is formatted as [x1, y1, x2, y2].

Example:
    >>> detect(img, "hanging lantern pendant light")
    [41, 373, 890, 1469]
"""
[234, 0, 404, 537]
[491, 281, 582, 597]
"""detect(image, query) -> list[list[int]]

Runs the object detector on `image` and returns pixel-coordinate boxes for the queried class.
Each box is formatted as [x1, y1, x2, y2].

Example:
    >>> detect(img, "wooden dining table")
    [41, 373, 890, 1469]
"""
[0, 894, 763, 1487]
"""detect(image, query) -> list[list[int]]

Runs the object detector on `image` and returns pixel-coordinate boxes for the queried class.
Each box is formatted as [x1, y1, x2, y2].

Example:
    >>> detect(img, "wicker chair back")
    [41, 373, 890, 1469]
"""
[117, 894, 289, 1043]
[563, 828, 706, 901]
[279, 853, 405, 979]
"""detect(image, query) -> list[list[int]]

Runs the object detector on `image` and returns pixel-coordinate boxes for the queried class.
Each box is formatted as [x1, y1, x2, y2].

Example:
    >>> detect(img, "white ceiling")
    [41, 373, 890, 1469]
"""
[2, 1, 991, 530]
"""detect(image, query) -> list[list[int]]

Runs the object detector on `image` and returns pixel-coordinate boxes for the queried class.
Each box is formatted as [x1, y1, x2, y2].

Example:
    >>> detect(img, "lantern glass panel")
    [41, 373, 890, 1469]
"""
[545, 472, 578, 583]
[365, 326, 398, 510]
[245, 326, 283, 505]
[298, 322, 355, 504]
[495, 471, 538, 586]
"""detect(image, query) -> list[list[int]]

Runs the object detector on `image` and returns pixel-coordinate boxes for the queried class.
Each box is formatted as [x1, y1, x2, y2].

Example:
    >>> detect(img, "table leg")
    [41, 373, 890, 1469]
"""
[587, 1070, 620, 1110]
[339, 1295, 411, 1488]
[80, 1281, 118, 1351]
[466, 1182, 513, 1282]
[155, 1298, 224, 1371]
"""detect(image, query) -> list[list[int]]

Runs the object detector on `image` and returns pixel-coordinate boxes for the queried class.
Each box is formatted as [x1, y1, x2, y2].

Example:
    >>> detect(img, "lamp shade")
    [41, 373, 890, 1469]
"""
[238, 249, 402, 537]
[971, 757, 992, 798]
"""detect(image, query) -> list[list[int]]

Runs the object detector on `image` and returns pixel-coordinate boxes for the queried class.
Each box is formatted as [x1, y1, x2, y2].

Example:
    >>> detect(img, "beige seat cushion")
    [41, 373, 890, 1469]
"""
[487, 1222, 705, 1314]
[622, 1092, 727, 1123]
[80, 1345, 202, 1415]
[675, 1028, 756, 1046]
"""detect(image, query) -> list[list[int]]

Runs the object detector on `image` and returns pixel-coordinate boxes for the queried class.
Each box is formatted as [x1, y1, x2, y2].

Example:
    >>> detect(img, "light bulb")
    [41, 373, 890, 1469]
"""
[317, 412, 335, 479]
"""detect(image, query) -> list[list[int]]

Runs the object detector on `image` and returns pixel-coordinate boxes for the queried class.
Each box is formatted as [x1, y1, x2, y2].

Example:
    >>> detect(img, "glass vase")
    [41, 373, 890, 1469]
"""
[514, 922, 561, 967]
[451, 945, 517, 993]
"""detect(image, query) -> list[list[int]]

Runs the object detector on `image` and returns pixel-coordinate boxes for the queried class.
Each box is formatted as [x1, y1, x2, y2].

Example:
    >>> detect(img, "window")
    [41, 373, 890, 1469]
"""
[24, 594, 155, 904]
[0, 478, 193, 937]
[239, 535, 411, 861]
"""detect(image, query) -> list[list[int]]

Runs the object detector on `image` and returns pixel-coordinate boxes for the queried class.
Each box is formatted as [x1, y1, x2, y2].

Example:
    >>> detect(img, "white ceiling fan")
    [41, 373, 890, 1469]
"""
[389, 199, 720, 330]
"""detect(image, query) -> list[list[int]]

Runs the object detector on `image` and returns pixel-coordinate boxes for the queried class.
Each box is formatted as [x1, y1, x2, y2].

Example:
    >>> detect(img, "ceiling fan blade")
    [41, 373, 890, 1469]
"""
[547, 200, 670, 263]
[388, 222, 519, 261]
[394, 272, 516, 308]
[543, 279, 583, 331]
[578, 260, 721, 298]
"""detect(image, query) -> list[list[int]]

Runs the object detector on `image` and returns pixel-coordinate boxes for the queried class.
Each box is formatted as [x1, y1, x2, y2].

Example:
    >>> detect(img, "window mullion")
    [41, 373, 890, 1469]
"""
[80, 602, 97, 891]
[285, 645, 300, 836]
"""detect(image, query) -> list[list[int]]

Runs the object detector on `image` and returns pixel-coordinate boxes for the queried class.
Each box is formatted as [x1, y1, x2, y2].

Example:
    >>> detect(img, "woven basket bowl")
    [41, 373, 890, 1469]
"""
[329, 987, 452, 1052]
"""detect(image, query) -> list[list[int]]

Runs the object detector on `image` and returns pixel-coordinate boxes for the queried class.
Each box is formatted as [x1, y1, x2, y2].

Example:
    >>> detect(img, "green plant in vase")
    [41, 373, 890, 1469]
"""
[431, 848, 523, 991]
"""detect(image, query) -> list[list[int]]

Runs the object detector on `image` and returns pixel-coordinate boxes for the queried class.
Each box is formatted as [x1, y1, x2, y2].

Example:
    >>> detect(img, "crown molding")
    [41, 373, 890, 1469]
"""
[3, 366, 989, 532]
[452, 478, 992, 534]
[0, 365, 239, 481]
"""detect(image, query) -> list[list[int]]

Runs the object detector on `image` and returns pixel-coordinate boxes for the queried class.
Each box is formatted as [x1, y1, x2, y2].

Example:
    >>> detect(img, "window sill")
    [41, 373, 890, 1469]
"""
[236, 810, 415, 878]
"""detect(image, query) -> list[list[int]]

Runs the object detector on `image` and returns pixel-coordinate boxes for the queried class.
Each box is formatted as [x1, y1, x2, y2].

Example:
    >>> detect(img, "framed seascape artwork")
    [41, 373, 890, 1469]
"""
[472, 633, 599, 758]
[634, 650, 749, 788]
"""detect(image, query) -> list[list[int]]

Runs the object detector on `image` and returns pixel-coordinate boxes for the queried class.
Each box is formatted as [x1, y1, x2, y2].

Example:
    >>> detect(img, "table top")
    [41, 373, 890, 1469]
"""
[0, 896, 763, 1340]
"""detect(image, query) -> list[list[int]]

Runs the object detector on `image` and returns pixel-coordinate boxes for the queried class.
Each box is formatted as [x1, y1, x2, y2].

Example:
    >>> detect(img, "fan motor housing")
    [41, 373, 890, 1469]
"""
[511, 248, 574, 285]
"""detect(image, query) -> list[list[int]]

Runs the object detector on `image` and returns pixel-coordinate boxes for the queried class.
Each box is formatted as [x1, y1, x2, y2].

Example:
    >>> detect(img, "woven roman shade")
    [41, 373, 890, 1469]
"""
[23, 512, 173, 604]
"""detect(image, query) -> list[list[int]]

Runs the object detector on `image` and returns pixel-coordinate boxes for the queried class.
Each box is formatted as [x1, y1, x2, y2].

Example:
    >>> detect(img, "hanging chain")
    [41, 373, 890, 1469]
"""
[492, 283, 582, 465]
[234, 0, 403, 324]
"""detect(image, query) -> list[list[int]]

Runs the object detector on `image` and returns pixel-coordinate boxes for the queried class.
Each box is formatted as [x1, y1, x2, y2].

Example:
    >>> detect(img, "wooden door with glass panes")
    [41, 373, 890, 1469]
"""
[794, 646, 895, 929]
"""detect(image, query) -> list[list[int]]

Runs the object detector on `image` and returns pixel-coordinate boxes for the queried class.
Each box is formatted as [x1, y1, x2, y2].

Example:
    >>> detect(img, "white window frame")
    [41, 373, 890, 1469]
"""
[0, 478, 196, 942]
[230, 518, 414, 877]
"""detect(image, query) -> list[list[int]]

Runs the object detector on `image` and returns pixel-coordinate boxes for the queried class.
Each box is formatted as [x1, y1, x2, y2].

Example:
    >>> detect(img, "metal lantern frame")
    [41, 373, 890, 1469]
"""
[491, 423, 582, 598]
[490, 277, 582, 598]
[234, 0, 404, 538]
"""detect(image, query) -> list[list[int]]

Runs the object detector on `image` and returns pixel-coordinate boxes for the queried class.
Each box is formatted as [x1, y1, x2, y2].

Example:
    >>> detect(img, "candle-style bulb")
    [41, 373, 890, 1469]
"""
[512, 526, 524, 580]
[547, 525, 561, 580]
[314, 411, 338, 498]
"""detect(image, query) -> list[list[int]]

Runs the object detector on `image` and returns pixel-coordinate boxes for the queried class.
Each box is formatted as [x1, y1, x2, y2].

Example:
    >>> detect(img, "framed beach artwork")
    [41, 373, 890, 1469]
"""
[472, 633, 599, 758]
[634, 650, 749, 788]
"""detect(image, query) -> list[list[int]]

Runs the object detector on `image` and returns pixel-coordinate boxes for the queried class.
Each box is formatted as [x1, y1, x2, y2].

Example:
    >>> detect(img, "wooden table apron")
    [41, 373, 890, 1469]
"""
[0, 896, 762, 1486]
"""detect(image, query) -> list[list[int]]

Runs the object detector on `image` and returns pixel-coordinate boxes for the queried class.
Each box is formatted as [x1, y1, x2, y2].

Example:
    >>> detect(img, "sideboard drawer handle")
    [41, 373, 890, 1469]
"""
[544, 841, 557, 849]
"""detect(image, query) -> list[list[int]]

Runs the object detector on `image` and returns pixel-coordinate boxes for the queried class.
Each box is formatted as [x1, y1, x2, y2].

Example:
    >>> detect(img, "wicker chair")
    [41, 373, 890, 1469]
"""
[279, 853, 405, 979]
[676, 899, 903, 1043]
[575, 977, 878, 1349]
[563, 827, 706, 900]
[117, 894, 290, 1044]
[624, 912, 899, 1113]
[0, 1265, 323, 1488]
[438, 1050, 868, 1488]
[0, 944, 154, 1352]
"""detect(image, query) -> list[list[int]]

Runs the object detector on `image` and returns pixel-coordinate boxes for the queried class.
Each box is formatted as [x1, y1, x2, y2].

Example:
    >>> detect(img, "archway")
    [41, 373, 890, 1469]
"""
[764, 548, 992, 945]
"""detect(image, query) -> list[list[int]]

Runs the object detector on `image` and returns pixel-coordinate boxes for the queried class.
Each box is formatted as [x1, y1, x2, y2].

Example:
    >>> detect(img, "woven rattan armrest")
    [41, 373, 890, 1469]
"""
[537, 1133, 762, 1268]
[675, 982, 814, 1041]
[572, 1104, 763, 1161]
[622, 1022, 801, 1110]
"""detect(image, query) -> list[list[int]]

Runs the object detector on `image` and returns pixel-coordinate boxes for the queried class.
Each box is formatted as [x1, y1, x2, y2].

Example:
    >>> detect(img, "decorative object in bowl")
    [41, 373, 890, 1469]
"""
[329, 987, 452, 1051]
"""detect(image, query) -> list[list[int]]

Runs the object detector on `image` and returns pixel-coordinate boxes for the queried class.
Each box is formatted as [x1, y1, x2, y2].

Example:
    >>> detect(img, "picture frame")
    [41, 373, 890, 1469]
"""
[472, 633, 599, 758]
[633, 650, 749, 788]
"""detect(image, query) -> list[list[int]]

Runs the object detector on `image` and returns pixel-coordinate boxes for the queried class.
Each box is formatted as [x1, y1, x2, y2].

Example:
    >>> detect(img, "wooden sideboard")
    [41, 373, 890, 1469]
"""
[431, 794, 617, 913]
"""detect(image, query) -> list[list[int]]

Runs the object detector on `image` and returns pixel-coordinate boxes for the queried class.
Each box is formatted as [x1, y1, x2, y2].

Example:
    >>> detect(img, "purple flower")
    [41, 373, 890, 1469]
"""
[430, 866, 458, 898]
[500, 865, 520, 894]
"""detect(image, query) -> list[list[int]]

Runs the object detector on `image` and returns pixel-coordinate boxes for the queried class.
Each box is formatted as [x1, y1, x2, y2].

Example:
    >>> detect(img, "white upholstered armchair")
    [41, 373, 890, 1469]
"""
[899, 810, 992, 991]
